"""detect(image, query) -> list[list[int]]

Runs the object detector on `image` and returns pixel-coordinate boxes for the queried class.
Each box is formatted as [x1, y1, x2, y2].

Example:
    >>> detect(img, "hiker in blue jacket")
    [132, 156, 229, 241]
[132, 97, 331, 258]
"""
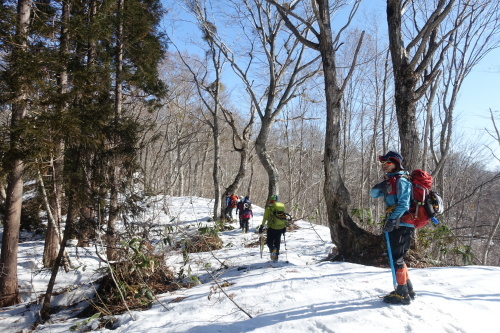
[370, 151, 415, 305]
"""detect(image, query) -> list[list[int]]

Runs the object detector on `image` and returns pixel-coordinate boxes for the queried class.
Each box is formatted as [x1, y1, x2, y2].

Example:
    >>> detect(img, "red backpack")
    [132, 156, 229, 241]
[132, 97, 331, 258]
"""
[400, 169, 443, 228]
[229, 195, 238, 208]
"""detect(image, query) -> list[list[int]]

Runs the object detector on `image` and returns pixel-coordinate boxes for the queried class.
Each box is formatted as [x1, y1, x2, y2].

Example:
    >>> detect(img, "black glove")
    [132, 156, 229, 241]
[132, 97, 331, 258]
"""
[373, 180, 389, 193]
[282, 227, 286, 235]
[383, 219, 396, 232]
[258, 225, 264, 234]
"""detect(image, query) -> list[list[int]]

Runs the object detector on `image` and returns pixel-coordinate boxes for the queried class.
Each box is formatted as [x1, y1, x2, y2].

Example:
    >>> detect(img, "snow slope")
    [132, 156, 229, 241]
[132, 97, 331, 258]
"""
[1, 196, 499, 333]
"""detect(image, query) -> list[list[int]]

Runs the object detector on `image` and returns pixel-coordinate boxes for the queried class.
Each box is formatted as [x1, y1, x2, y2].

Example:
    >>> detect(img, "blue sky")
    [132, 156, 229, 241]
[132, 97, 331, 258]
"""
[163, 0, 500, 168]
[457, 48, 500, 169]
[457, 49, 499, 134]
[355, 0, 500, 168]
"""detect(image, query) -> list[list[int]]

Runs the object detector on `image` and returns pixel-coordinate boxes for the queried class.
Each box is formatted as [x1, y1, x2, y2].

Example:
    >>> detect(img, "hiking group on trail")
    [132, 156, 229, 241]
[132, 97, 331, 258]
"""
[225, 193, 291, 263]
[225, 194, 254, 233]
[226, 150, 442, 304]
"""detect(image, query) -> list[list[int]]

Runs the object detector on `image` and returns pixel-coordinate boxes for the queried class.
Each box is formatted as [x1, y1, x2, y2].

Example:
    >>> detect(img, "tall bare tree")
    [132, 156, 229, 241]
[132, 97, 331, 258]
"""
[175, 45, 226, 219]
[482, 110, 500, 264]
[187, 0, 321, 200]
[265, 0, 392, 262]
[42, 0, 71, 268]
[0, 0, 32, 307]
[177, 0, 248, 219]
[429, 0, 500, 181]
[107, 0, 125, 261]
[385, 0, 480, 169]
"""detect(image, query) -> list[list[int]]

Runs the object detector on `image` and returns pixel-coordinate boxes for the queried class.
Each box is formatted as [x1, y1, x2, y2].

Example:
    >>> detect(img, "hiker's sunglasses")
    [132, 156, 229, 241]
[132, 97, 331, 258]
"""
[380, 161, 394, 165]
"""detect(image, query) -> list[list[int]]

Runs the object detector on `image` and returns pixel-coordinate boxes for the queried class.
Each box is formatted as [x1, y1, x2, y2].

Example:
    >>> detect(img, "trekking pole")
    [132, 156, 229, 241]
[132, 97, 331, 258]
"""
[283, 232, 288, 262]
[384, 231, 397, 289]
[259, 232, 264, 259]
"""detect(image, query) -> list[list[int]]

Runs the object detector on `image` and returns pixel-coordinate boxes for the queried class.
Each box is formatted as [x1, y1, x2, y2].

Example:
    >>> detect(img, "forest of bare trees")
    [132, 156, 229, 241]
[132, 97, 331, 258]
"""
[0, 0, 499, 314]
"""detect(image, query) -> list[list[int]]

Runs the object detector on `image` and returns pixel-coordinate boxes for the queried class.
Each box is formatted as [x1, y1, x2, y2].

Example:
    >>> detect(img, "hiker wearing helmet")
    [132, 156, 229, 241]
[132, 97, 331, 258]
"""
[370, 151, 415, 305]
[258, 195, 287, 262]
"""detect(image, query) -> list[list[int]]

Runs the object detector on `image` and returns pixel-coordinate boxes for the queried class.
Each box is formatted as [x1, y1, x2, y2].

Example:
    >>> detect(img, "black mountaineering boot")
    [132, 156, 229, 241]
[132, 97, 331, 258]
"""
[407, 279, 416, 300]
[383, 284, 411, 305]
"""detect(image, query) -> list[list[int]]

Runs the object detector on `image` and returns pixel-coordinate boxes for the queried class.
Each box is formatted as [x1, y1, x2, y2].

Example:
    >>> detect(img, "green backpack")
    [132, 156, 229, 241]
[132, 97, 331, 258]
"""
[270, 202, 290, 228]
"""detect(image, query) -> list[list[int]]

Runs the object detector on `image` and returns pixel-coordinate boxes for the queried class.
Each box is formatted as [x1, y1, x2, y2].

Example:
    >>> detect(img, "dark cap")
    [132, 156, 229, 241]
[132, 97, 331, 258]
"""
[378, 151, 404, 169]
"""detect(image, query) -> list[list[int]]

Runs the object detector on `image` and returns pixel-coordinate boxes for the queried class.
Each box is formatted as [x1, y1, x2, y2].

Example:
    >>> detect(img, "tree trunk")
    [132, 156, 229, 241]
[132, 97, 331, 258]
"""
[213, 127, 221, 219]
[386, 0, 458, 169]
[316, 0, 381, 262]
[255, 119, 280, 198]
[40, 193, 78, 321]
[0, 159, 24, 307]
[223, 140, 250, 205]
[268, 0, 381, 261]
[199, 142, 209, 197]
[422, 81, 439, 170]
[39, 168, 69, 270]
[386, 0, 421, 169]
[177, 145, 185, 196]
[483, 210, 500, 265]
[41, 166, 60, 268]
[210, 81, 221, 220]
[43, 0, 70, 268]
[0, 0, 32, 308]
[107, 0, 124, 261]
[43, 220, 60, 268]
[0, 185, 6, 201]
[246, 159, 254, 197]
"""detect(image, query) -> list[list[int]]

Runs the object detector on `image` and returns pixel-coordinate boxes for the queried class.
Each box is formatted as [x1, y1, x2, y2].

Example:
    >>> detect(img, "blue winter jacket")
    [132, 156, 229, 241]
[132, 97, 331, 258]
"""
[370, 171, 412, 225]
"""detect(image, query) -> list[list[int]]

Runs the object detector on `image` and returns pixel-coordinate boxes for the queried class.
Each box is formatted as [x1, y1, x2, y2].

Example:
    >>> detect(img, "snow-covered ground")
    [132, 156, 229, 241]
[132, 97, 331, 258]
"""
[1, 196, 499, 332]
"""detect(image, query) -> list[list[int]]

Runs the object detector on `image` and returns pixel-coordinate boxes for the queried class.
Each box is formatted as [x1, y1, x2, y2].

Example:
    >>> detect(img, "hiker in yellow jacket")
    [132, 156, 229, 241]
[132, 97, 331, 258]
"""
[258, 195, 287, 262]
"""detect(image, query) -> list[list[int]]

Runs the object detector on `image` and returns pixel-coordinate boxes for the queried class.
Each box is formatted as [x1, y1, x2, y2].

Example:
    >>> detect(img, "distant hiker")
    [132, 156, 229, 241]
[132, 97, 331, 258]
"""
[258, 195, 287, 262]
[236, 196, 246, 229]
[225, 193, 239, 221]
[224, 193, 232, 221]
[237, 196, 252, 230]
[370, 151, 415, 305]
[229, 194, 239, 221]
[240, 201, 253, 234]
